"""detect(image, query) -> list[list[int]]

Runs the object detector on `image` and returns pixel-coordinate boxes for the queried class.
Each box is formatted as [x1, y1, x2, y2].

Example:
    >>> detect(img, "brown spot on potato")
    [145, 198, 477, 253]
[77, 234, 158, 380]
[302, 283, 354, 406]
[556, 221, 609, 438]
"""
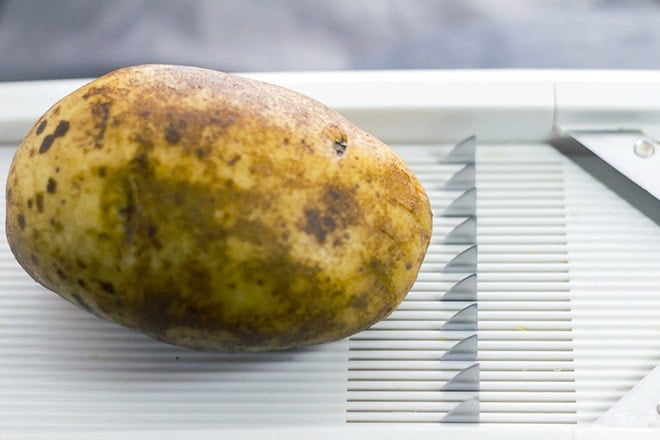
[91, 101, 111, 148]
[196, 147, 209, 159]
[49, 218, 63, 232]
[39, 136, 56, 154]
[301, 186, 359, 245]
[39, 120, 69, 154]
[36, 119, 47, 135]
[99, 281, 116, 294]
[405, 262, 413, 270]
[97, 166, 107, 177]
[214, 110, 239, 129]
[17, 213, 26, 230]
[53, 119, 69, 136]
[144, 222, 161, 249]
[300, 138, 314, 153]
[117, 183, 137, 244]
[351, 293, 369, 309]
[71, 292, 92, 312]
[35, 193, 44, 213]
[304, 209, 335, 244]
[227, 154, 241, 166]
[82, 85, 110, 100]
[133, 152, 149, 170]
[165, 125, 182, 144]
[46, 177, 57, 194]
[134, 134, 154, 151]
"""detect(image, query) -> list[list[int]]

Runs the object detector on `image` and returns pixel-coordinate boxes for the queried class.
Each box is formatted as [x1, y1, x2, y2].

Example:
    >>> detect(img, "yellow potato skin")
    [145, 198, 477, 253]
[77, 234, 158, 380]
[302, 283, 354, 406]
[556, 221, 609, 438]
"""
[5, 65, 432, 351]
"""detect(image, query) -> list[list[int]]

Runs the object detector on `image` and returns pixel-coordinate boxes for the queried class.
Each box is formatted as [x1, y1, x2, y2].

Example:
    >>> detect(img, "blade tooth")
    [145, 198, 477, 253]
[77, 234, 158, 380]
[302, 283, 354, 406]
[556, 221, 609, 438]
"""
[443, 273, 477, 301]
[442, 396, 480, 423]
[442, 362, 480, 391]
[441, 336, 477, 362]
[443, 216, 476, 245]
[443, 244, 477, 273]
[442, 304, 478, 332]
[443, 163, 476, 191]
[442, 135, 476, 164]
[442, 188, 476, 217]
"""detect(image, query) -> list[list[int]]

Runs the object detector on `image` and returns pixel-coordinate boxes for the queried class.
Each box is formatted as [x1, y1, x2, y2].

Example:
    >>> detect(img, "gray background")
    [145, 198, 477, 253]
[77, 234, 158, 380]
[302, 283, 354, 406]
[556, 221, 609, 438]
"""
[2, 0, 660, 81]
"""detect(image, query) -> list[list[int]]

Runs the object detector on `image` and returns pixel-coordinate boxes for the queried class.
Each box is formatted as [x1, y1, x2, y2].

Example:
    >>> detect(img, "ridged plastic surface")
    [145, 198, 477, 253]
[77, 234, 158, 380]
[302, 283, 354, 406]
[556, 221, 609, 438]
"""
[476, 144, 577, 424]
[562, 158, 660, 424]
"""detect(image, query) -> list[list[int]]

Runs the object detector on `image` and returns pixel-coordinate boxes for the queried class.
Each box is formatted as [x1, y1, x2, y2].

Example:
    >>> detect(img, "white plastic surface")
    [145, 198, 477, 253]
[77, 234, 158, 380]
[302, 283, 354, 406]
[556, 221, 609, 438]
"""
[563, 154, 660, 424]
[598, 365, 660, 427]
[555, 79, 660, 138]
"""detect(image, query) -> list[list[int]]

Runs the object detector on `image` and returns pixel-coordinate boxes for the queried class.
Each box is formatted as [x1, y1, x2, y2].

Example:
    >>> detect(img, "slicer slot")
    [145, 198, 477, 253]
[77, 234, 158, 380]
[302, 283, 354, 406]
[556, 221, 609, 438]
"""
[441, 135, 477, 164]
[442, 397, 480, 423]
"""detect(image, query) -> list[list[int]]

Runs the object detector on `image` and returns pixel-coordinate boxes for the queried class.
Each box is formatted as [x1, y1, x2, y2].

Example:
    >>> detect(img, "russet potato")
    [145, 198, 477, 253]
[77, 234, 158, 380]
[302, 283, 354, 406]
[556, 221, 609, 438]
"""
[5, 64, 432, 351]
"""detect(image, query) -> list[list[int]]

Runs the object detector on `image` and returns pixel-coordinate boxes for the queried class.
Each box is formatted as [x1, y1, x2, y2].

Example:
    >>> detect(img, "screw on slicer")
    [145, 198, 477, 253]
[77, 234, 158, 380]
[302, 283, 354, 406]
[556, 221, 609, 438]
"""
[633, 138, 656, 158]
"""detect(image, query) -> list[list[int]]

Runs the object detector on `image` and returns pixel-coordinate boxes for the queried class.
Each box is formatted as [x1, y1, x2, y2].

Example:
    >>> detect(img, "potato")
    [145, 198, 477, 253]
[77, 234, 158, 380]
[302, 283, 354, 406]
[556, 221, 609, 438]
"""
[5, 64, 432, 351]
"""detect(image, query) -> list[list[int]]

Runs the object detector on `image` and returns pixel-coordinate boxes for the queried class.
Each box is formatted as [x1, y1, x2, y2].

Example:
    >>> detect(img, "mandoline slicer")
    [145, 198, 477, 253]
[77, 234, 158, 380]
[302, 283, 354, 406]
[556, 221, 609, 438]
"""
[0, 70, 658, 439]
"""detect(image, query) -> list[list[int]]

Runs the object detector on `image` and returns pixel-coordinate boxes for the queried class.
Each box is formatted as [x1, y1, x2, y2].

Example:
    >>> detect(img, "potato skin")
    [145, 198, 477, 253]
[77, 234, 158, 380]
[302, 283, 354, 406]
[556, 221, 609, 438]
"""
[5, 65, 432, 351]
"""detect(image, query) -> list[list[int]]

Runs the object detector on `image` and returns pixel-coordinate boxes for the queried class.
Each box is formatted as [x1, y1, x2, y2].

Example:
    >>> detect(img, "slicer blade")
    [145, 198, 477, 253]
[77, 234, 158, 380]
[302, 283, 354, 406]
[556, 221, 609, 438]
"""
[442, 364, 480, 391]
[440, 335, 478, 361]
[443, 164, 476, 191]
[443, 273, 478, 301]
[442, 188, 476, 217]
[441, 135, 476, 164]
[442, 305, 478, 332]
[443, 245, 477, 273]
[442, 397, 480, 423]
[554, 130, 660, 224]
[443, 217, 477, 244]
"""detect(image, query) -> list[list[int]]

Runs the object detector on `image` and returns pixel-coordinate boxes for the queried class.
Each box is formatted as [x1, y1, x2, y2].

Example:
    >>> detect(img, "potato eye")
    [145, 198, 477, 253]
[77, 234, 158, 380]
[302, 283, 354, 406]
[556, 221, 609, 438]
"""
[333, 140, 347, 157]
